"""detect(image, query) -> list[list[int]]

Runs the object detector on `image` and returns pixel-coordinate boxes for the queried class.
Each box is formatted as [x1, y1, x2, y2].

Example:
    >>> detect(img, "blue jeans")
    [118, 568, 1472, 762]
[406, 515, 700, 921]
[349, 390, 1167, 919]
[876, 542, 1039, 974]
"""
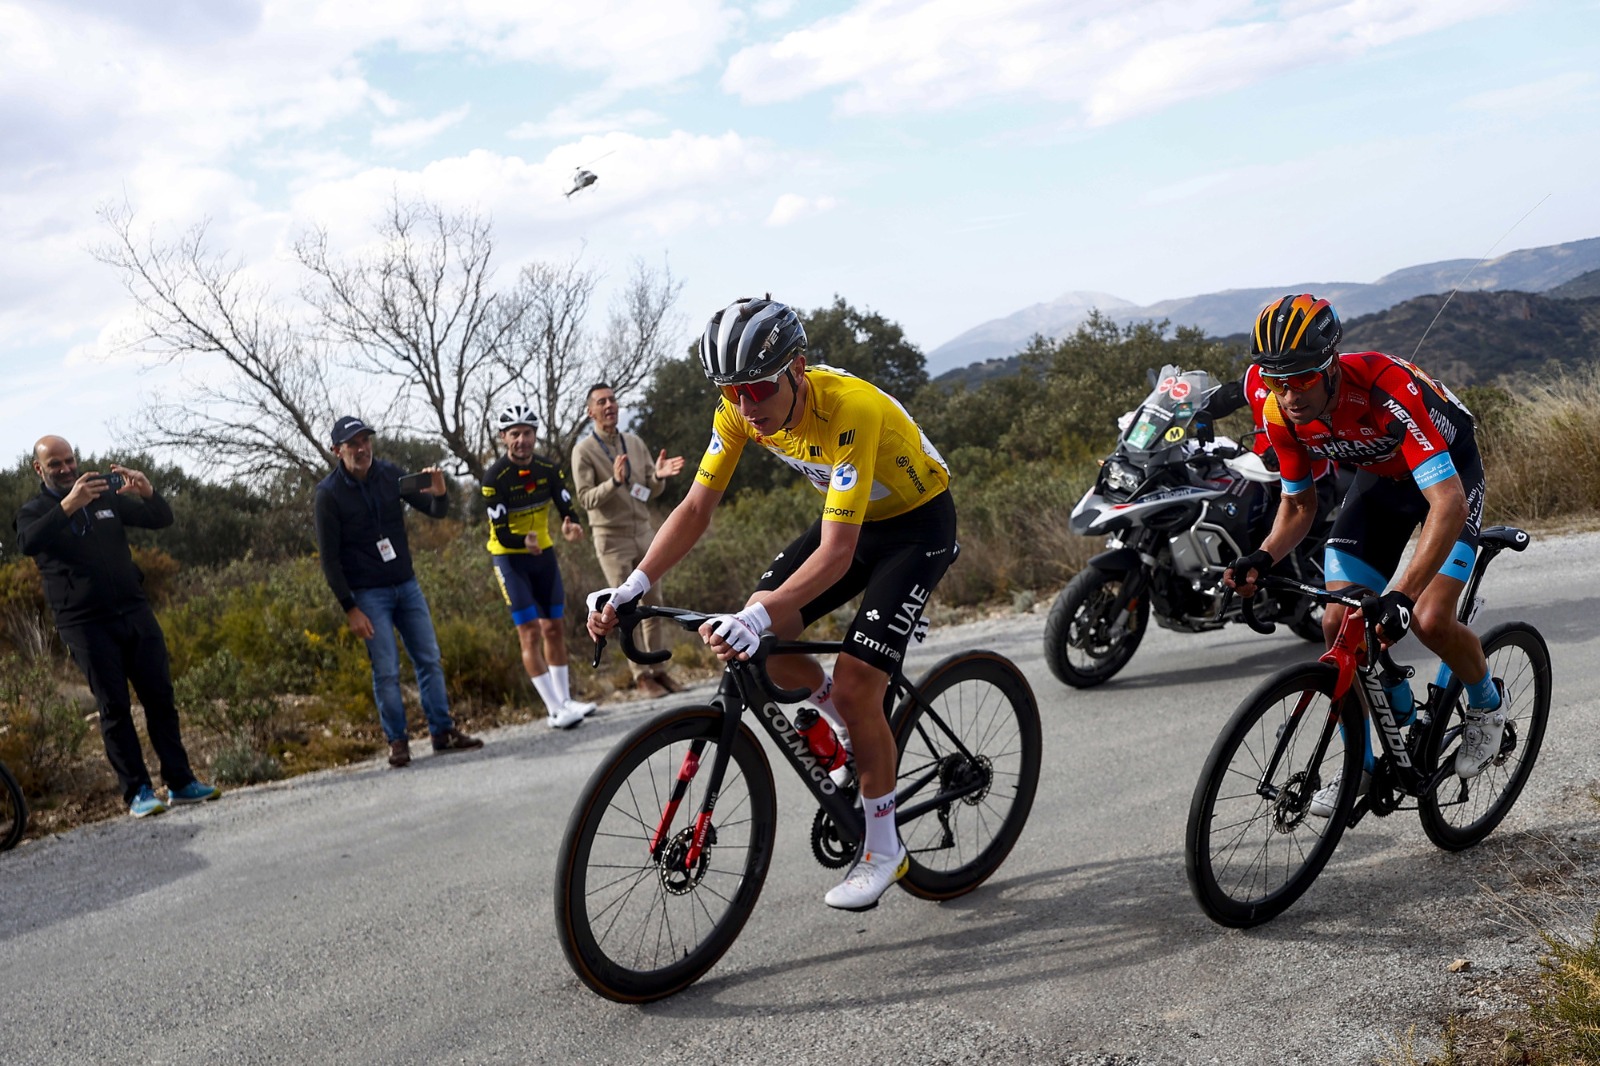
[352, 579, 454, 742]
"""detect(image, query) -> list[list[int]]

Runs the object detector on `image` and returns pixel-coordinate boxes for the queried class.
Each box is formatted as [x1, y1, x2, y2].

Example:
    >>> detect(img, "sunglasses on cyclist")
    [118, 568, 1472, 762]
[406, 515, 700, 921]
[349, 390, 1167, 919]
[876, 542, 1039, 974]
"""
[719, 367, 792, 405]
[1260, 369, 1327, 395]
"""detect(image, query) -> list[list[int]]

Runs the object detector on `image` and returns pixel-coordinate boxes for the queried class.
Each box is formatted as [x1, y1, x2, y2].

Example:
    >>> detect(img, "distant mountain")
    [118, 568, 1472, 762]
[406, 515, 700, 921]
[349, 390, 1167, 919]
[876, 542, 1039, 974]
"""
[926, 236, 1600, 375]
[1550, 268, 1600, 299]
[929, 291, 1136, 372]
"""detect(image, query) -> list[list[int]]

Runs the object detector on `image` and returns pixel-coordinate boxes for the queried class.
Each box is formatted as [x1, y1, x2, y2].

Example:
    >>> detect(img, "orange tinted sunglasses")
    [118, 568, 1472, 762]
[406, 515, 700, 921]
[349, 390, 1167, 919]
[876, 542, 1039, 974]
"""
[719, 368, 790, 404]
[1261, 370, 1325, 395]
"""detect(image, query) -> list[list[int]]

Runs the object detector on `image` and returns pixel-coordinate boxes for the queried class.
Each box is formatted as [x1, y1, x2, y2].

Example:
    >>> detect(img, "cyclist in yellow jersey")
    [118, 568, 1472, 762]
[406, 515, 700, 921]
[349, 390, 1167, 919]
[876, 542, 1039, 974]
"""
[587, 297, 958, 911]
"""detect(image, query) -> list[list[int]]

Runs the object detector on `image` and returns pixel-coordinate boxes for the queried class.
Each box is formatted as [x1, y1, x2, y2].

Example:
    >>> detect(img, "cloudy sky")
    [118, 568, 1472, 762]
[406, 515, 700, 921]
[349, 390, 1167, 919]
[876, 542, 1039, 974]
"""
[4, 0, 1598, 458]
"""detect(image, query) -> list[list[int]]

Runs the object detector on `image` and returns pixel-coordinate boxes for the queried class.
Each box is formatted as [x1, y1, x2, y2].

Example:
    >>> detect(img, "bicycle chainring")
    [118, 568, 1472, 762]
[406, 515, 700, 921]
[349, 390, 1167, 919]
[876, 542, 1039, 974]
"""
[657, 824, 717, 895]
[810, 807, 855, 869]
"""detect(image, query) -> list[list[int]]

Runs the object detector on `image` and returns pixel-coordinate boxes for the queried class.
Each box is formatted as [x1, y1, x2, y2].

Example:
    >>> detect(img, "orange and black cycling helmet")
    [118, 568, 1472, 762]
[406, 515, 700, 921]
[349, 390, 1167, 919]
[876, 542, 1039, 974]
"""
[1250, 294, 1342, 376]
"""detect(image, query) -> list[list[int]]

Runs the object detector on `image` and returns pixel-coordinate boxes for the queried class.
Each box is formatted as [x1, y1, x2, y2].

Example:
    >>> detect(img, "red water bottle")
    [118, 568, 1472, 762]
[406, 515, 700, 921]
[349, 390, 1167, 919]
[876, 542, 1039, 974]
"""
[793, 707, 848, 773]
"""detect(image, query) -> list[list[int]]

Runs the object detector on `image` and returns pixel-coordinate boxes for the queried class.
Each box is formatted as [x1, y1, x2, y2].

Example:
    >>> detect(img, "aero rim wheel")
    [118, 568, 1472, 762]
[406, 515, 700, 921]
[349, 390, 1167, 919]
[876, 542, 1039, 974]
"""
[895, 653, 1041, 900]
[0, 760, 25, 852]
[1186, 663, 1363, 927]
[554, 708, 777, 1003]
[1419, 621, 1552, 851]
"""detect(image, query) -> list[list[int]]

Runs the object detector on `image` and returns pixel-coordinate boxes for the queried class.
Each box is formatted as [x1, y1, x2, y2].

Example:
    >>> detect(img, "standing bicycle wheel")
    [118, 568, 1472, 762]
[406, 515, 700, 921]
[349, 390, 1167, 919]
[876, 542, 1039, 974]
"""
[554, 706, 778, 1003]
[0, 760, 26, 852]
[1418, 621, 1551, 851]
[1186, 662, 1363, 927]
[893, 652, 1041, 900]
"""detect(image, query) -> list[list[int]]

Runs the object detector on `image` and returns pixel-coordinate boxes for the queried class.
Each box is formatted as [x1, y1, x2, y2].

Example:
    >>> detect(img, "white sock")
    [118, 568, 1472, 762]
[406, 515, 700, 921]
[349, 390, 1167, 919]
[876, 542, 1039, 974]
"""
[552, 663, 572, 704]
[531, 672, 562, 710]
[809, 674, 849, 746]
[863, 789, 899, 856]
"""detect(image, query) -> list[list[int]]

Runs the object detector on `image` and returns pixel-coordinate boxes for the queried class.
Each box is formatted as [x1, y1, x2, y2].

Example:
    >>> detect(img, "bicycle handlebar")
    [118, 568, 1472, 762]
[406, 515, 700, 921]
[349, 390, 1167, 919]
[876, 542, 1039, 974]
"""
[1234, 576, 1409, 674]
[590, 600, 813, 705]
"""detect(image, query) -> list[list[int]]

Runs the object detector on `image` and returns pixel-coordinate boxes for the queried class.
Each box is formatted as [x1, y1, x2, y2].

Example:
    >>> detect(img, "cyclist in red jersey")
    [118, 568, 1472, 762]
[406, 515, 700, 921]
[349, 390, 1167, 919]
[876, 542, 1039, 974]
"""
[1224, 295, 1505, 804]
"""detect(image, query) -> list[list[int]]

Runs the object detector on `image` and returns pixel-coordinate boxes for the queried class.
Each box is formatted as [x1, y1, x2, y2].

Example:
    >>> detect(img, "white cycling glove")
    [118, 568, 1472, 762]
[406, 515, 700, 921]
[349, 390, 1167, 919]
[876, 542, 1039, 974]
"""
[706, 602, 771, 658]
[587, 568, 652, 614]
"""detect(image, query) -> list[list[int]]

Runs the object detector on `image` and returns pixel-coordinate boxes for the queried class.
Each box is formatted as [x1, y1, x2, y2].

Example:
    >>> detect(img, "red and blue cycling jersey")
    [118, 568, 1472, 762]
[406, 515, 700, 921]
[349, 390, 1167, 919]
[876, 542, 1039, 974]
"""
[1245, 354, 1475, 496]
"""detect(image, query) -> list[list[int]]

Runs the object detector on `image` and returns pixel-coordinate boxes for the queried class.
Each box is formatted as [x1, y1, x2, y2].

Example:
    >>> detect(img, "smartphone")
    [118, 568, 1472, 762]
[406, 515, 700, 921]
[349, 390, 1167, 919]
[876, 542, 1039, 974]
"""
[102, 472, 126, 492]
[397, 472, 433, 494]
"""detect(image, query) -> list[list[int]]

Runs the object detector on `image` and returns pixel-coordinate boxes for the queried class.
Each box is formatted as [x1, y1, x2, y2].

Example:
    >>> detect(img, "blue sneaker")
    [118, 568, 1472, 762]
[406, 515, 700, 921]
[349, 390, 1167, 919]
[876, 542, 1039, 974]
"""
[129, 785, 168, 818]
[168, 780, 222, 805]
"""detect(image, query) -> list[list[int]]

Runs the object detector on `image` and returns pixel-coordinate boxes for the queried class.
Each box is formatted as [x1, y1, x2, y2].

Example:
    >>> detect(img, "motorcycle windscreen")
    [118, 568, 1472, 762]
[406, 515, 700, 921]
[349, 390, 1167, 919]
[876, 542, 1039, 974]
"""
[1122, 364, 1221, 455]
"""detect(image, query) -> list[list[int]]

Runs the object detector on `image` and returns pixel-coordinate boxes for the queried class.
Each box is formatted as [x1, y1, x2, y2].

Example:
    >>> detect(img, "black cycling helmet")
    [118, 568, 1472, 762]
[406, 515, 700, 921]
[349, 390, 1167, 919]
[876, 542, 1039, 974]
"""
[1251, 294, 1342, 375]
[699, 297, 807, 386]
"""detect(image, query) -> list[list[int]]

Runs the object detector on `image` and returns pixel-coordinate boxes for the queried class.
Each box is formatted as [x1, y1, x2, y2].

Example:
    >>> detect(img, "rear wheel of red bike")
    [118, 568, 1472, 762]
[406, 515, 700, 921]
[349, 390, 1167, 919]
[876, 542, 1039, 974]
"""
[554, 706, 777, 1002]
[1418, 621, 1551, 851]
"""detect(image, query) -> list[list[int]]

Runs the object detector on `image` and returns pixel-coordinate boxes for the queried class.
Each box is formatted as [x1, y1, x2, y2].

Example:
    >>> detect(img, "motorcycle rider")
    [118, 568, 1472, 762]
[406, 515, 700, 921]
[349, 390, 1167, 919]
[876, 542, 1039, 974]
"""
[1224, 294, 1503, 811]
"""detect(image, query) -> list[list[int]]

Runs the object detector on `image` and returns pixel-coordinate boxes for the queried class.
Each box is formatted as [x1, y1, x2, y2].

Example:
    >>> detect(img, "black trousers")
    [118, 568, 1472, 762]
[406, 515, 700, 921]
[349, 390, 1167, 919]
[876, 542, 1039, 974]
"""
[57, 605, 196, 803]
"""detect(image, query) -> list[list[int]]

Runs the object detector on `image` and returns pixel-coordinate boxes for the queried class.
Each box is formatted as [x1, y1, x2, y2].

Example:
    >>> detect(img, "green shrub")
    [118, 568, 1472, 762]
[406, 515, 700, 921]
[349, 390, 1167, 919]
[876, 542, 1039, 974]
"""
[0, 654, 92, 795]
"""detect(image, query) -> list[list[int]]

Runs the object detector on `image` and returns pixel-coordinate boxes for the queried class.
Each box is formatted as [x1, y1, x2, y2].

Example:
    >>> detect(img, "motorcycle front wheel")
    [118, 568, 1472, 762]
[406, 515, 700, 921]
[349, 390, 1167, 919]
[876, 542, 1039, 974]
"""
[1043, 566, 1150, 688]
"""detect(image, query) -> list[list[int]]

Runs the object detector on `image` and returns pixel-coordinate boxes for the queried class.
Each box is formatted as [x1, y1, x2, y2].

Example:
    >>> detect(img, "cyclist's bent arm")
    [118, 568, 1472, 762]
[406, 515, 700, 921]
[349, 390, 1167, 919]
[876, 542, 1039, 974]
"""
[1258, 488, 1318, 567]
[752, 518, 861, 637]
[635, 480, 725, 584]
[1392, 474, 1468, 600]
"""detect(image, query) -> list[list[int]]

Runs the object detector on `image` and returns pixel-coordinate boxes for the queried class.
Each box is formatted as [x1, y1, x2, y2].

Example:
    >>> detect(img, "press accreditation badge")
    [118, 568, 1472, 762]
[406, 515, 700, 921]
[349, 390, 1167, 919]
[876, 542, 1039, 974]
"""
[377, 537, 397, 562]
[629, 483, 651, 502]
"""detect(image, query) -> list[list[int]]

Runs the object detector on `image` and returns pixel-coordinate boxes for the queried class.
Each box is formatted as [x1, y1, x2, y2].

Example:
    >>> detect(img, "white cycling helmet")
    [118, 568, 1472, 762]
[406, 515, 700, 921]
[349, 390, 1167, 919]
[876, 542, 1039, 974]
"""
[495, 402, 537, 431]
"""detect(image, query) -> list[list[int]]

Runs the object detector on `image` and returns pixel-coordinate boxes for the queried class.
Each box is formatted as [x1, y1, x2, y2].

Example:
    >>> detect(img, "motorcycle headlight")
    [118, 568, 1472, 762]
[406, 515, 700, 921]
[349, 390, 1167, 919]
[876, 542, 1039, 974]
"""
[1104, 458, 1142, 496]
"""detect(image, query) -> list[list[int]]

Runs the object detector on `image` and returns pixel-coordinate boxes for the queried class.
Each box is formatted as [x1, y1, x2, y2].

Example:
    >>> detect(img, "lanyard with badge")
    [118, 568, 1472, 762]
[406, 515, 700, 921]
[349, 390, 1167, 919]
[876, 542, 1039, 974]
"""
[591, 428, 651, 502]
[353, 469, 398, 562]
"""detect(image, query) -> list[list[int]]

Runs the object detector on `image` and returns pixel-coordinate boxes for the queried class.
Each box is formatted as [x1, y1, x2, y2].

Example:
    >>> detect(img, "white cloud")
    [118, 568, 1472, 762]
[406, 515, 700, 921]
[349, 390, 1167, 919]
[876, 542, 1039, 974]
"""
[765, 193, 837, 226]
[508, 107, 667, 141]
[723, 0, 1525, 123]
[372, 105, 473, 149]
[1458, 71, 1597, 115]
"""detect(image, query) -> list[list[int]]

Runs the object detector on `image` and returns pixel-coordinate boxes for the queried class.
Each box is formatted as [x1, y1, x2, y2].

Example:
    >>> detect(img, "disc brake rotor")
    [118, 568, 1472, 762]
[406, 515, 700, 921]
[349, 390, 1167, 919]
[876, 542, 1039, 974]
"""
[656, 824, 716, 895]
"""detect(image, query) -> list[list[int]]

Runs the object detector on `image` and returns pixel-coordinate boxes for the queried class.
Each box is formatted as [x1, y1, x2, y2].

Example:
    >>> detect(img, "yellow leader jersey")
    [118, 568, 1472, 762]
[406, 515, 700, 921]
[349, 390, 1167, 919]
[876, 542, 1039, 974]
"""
[695, 365, 950, 524]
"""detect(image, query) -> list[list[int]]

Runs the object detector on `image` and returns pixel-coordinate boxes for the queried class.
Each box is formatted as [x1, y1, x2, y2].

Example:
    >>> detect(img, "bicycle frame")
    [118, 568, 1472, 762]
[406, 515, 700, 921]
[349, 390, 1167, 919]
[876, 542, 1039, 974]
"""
[1244, 524, 1531, 820]
[600, 608, 994, 873]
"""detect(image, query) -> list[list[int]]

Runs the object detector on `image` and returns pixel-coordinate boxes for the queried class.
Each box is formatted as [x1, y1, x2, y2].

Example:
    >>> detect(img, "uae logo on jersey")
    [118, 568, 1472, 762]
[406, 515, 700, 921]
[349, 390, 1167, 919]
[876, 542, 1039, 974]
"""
[831, 463, 858, 491]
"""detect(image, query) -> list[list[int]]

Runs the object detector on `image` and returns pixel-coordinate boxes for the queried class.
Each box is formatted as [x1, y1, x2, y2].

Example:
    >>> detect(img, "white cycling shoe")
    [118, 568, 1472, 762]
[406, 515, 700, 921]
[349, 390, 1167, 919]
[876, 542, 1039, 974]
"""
[565, 699, 597, 720]
[546, 703, 585, 730]
[824, 846, 909, 911]
[1309, 768, 1370, 819]
[1455, 708, 1506, 779]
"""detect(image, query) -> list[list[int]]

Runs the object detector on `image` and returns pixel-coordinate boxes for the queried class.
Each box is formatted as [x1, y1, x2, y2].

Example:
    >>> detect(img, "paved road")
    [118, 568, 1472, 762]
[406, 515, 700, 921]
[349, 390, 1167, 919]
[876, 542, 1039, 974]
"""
[3, 531, 1597, 1065]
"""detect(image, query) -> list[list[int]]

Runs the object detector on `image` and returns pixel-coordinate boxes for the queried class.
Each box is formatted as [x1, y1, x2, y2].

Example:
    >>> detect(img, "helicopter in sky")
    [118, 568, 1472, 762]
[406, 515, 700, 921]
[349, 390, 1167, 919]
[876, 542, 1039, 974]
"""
[565, 168, 598, 198]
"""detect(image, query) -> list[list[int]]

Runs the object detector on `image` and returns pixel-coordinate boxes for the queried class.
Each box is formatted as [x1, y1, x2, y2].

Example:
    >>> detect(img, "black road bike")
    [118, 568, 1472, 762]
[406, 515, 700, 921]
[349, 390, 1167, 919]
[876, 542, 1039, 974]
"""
[1186, 525, 1550, 927]
[554, 604, 1042, 1002]
[1, 758, 27, 852]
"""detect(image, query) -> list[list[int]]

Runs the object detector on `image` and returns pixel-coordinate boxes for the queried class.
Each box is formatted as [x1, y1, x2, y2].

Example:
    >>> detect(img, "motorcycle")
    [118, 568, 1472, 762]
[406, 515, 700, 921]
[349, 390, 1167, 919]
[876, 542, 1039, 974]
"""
[1043, 365, 1335, 689]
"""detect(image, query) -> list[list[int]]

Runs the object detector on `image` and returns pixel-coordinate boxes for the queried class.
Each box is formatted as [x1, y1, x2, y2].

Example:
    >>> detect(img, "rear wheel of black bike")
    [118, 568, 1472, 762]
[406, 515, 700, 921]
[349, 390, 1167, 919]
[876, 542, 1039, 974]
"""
[1043, 567, 1151, 688]
[0, 760, 26, 852]
[894, 653, 1041, 900]
[1186, 663, 1363, 927]
[554, 707, 777, 1003]
[1418, 621, 1551, 851]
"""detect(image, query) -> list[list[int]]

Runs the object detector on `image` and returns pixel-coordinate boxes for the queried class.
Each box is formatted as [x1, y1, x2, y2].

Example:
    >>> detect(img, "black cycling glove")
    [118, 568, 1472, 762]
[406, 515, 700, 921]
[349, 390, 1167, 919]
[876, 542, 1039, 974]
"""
[1361, 590, 1415, 643]
[1227, 549, 1274, 588]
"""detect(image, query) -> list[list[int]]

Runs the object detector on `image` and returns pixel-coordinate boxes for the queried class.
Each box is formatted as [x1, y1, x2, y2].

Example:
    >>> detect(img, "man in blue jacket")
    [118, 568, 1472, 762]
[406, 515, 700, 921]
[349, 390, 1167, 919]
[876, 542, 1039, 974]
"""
[314, 416, 481, 767]
[14, 435, 220, 817]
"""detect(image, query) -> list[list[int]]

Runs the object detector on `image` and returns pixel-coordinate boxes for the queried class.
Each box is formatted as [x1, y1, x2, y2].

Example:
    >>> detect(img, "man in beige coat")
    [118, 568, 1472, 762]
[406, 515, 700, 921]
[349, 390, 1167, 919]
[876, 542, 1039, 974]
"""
[570, 383, 686, 696]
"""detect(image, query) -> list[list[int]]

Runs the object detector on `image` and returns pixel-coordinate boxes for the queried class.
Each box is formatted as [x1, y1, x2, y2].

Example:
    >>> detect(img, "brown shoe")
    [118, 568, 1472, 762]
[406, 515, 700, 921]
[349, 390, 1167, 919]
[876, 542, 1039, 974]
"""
[636, 675, 669, 699]
[388, 738, 411, 768]
[431, 728, 484, 753]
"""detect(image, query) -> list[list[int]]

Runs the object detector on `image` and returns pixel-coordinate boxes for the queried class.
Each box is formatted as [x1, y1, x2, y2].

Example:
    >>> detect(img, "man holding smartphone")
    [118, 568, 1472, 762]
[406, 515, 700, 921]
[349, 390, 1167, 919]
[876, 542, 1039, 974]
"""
[314, 415, 481, 767]
[15, 436, 220, 817]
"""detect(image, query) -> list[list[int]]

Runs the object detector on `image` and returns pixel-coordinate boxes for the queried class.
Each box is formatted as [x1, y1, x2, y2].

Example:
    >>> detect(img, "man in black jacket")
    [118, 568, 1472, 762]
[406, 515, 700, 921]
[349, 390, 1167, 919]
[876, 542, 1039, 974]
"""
[14, 436, 220, 818]
[313, 416, 481, 767]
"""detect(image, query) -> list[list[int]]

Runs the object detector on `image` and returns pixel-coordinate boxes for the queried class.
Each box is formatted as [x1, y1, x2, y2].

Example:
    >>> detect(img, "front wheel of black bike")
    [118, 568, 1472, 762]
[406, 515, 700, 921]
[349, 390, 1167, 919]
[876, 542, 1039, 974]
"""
[1418, 621, 1551, 851]
[0, 759, 26, 852]
[1186, 662, 1364, 927]
[554, 706, 777, 1003]
[893, 652, 1041, 900]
